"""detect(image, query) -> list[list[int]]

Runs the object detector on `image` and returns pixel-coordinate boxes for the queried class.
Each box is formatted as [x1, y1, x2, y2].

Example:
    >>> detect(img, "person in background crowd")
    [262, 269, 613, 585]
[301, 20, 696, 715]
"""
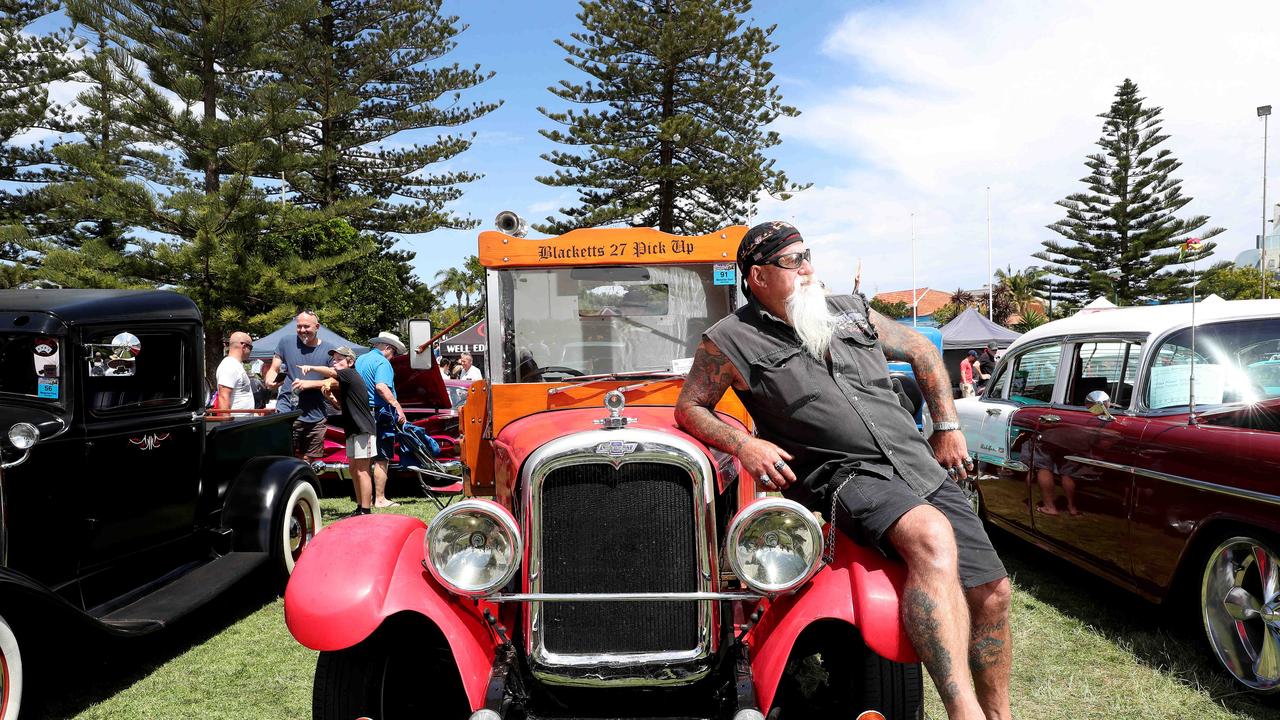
[959, 350, 978, 398]
[436, 348, 451, 381]
[975, 342, 996, 394]
[358, 332, 409, 508]
[265, 310, 334, 461]
[457, 351, 482, 382]
[216, 332, 256, 411]
[675, 220, 1011, 720]
[296, 347, 376, 515]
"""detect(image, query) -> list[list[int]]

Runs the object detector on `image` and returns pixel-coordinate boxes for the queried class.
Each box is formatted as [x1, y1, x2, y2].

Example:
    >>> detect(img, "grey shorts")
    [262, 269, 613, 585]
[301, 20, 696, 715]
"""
[833, 472, 1007, 589]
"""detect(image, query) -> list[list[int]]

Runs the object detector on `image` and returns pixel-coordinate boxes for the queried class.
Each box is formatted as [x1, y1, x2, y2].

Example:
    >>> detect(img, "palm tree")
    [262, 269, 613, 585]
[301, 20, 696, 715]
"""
[995, 266, 1046, 317]
[434, 267, 470, 312]
[949, 287, 976, 307]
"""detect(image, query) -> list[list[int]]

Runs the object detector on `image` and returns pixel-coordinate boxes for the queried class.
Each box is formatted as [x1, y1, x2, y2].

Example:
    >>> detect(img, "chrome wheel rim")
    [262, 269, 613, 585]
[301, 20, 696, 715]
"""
[1202, 536, 1280, 692]
[289, 499, 316, 562]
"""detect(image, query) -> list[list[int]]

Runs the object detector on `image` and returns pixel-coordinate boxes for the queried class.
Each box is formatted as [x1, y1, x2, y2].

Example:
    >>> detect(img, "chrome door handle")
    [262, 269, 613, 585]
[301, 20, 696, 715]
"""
[1039, 414, 1061, 423]
[986, 408, 1003, 416]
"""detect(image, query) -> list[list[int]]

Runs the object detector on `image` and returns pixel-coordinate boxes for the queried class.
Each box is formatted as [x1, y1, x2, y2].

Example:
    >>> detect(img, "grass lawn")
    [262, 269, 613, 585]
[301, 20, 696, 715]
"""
[38, 492, 1280, 720]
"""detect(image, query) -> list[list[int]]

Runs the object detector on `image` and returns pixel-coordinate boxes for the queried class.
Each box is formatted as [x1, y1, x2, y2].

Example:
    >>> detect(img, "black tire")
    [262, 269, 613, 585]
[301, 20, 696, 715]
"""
[771, 622, 923, 720]
[273, 478, 322, 580]
[312, 619, 469, 720]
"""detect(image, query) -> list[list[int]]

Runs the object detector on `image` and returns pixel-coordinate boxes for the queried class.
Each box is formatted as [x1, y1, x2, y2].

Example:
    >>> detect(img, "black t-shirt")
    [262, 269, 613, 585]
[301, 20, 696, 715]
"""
[334, 367, 376, 435]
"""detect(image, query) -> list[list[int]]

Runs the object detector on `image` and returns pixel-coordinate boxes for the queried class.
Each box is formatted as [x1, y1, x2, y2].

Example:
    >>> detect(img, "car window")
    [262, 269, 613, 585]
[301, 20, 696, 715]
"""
[1009, 343, 1061, 406]
[1065, 340, 1143, 408]
[86, 330, 188, 416]
[985, 360, 1011, 400]
[1145, 318, 1280, 410]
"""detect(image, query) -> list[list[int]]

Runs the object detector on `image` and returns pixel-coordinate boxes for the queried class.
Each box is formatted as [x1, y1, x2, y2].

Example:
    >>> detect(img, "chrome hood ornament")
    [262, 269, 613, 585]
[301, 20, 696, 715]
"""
[595, 390, 636, 430]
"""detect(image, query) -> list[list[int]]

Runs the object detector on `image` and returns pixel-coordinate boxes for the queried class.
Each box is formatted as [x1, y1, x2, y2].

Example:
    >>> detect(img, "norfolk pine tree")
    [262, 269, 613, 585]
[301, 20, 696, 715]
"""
[58, 0, 359, 377]
[0, 0, 80, 284]
[538, 0, 805, 234]
[1036, 79, 1222, 306]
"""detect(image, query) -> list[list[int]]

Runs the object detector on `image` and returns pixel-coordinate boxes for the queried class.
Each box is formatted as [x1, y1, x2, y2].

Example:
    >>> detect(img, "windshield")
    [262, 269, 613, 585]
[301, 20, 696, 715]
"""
[1145, 318, 1280, 409]
[0, 332, 64, 403]
[498, 263, 737, 382]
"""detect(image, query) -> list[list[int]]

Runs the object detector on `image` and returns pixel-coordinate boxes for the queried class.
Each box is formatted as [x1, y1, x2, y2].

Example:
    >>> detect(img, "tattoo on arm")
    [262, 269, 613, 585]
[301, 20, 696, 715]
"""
[675, 339, 751, 454]
[871, 309, 958, 423]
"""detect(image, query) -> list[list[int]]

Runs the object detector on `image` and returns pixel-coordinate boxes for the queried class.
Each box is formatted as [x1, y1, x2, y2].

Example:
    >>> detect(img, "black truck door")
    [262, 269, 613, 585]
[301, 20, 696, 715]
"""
[79, 325, 202, 579]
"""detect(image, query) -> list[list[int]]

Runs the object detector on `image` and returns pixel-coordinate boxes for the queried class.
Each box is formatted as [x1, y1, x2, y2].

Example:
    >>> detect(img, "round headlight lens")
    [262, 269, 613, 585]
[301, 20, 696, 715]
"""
[727, 498, 824, 594]
[425, 499, 521, 597]
[7, 423, 38, 451]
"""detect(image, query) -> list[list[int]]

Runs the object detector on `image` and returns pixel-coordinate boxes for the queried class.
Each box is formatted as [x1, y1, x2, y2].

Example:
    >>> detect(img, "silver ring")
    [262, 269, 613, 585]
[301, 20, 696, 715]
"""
[760, 473, 772, 485]
[947, 467, 959, 478]
[963, 457, 975, 468]
[773, 460, 787, 472]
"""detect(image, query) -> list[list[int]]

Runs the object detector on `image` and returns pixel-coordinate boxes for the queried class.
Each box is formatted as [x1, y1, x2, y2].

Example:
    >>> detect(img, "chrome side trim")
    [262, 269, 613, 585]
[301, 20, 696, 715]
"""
[521, 428, 719, 686]
[490, 591, 758, 602]
[1063, 455, 1280, 508]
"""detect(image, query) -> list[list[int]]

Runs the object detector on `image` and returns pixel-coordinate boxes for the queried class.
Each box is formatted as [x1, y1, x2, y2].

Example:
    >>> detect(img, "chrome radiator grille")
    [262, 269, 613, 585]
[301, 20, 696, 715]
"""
[540, 462, 698, 654]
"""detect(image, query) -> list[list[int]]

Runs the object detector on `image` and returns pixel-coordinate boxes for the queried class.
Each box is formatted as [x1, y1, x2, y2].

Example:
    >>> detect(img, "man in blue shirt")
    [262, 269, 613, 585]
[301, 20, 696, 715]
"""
[357, 332, 408, 508]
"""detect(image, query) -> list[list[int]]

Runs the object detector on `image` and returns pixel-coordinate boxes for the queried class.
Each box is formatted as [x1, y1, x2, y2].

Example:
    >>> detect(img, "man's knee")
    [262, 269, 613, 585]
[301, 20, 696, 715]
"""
[888, 505, 959, 574]
[968, 577, 1011, 620]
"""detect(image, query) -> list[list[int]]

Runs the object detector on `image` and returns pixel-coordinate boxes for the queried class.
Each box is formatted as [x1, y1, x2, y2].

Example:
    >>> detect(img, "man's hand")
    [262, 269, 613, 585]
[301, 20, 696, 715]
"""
[395, 405, 407, 425]
[738, 438, 797, 490]
[929, 429, 973, 481]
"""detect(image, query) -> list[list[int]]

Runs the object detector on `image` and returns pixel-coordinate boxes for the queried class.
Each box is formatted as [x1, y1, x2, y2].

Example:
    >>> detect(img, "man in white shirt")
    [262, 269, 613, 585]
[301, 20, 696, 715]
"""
[458, 352, 482, 382]
[216, 331, 256, 411]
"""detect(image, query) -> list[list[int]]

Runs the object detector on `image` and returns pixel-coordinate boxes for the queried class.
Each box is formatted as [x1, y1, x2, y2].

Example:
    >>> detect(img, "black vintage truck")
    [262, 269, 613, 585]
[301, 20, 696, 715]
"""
[0, 289, 322, 718]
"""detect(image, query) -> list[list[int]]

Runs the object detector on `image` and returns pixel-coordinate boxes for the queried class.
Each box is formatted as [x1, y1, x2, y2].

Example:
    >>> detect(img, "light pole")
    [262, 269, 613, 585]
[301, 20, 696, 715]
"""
[987, 187, 993, 321]
[910, 213, 917, 327]
[1260, 104, 1271, 299]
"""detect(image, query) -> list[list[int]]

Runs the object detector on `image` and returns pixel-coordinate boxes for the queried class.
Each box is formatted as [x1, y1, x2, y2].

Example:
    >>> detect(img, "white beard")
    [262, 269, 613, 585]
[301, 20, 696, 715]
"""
[785, 282, 836, 360]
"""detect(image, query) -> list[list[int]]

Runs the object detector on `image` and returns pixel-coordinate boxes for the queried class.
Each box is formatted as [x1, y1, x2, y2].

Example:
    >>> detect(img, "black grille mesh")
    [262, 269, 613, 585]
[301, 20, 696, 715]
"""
[540, 461, 699, 654]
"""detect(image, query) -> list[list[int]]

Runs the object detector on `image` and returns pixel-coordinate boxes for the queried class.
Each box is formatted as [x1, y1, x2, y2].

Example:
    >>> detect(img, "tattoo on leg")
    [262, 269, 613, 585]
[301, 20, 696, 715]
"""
[903, 588, 961, 703]
[969, 619, 1006, 671]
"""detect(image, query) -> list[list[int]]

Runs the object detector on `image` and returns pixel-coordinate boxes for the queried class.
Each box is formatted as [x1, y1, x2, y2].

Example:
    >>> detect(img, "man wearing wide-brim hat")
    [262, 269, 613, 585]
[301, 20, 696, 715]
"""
[357, 331, 409, 508]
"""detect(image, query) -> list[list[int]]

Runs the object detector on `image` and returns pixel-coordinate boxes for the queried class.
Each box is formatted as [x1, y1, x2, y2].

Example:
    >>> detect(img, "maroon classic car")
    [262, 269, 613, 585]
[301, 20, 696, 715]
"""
[956, 299, 1280, 694]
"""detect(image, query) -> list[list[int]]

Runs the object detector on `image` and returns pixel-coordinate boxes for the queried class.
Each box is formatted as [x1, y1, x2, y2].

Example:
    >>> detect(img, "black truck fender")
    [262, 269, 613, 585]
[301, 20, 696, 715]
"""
[221, 456, 321, 578]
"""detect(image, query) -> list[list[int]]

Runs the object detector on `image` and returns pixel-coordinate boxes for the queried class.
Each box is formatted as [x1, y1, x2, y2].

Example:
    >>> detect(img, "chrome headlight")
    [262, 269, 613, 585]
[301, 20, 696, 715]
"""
[425, 499, 522, 597]
[726, 498, 824, 594]
[7, 423, 38, 450]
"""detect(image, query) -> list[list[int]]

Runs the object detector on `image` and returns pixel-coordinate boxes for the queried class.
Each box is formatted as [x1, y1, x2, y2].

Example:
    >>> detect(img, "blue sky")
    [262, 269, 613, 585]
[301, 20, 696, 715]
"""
[27, 0, 1280, 301]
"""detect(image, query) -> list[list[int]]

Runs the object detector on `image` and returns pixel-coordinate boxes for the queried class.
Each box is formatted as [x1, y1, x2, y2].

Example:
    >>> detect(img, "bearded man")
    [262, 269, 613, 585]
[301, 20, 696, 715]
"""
[675, 221, 1011, 720]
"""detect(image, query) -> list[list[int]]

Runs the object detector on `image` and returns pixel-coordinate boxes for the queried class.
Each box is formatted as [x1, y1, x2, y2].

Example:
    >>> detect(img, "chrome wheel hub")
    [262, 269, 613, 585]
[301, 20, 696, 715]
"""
[289, 502, 316, 561]
[1202, 537, 1280, 692]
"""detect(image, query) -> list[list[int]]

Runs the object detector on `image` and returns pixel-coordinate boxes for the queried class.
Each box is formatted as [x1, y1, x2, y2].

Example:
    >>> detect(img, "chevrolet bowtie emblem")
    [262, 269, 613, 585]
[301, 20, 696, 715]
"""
[595, 441, 638, 458]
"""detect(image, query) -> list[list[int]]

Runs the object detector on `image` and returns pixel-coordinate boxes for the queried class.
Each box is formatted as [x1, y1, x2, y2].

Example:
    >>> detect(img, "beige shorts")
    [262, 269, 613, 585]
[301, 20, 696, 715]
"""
[346, 433, 376, 460]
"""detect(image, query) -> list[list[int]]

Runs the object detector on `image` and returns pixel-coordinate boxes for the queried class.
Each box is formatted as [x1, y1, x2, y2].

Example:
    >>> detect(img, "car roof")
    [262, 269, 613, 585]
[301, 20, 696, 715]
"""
[1011, 299, 1280, 350]
[0, 289, 201, 325]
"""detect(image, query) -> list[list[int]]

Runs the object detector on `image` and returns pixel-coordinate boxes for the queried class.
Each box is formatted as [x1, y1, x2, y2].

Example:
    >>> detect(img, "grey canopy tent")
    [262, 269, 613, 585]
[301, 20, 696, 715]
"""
[938, 307, 1021, 350]
[249, 321, 365, 360]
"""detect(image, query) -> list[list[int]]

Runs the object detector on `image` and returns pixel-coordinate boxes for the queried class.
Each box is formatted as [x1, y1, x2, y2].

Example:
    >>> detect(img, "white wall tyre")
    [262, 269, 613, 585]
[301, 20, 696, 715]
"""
[0, 613, 22, 719]
[277, 480, 322, 578]
[1200, 535, 1280, 694]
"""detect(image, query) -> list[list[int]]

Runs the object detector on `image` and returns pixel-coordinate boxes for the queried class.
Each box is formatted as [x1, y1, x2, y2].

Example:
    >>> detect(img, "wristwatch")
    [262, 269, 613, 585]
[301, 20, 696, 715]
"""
[933, 421, 961, 432]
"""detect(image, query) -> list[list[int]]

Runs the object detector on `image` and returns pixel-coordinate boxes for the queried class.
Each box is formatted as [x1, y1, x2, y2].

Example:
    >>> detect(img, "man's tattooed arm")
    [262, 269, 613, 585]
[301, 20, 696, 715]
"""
[675, 338, 750, 454]
[870, 308, 958, 424]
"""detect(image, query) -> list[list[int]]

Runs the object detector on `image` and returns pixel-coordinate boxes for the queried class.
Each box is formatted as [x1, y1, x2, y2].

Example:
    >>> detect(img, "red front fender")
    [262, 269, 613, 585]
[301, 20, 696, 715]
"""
[745, 530, 916, 713]
[284, 514, 497, 710]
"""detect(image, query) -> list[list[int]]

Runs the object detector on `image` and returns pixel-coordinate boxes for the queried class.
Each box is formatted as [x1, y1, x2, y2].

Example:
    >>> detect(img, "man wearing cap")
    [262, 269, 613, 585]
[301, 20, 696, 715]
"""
[975, 342, 997, 394]
[675, 221, 1011, 720]
[297, 347, 377, 515]
[357, 332, 409, 508]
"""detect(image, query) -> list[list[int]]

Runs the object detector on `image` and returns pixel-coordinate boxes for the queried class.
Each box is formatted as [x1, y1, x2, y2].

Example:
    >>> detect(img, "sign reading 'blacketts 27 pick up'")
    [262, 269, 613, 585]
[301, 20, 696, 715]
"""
[476, 227, 744, 269]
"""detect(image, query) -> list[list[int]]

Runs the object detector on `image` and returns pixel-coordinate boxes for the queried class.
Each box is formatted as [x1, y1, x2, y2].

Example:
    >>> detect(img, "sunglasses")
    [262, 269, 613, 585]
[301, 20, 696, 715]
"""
[762, 248, 811, 270]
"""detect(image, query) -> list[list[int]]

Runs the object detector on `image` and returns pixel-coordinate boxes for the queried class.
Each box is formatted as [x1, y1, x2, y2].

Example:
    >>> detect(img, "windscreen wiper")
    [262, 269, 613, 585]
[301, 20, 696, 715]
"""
[546, 370, 682, 396]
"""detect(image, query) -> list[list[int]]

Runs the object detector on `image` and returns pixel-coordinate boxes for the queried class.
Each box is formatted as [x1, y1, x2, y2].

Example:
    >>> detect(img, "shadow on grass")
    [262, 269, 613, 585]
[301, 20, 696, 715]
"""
[990, 527, 1280, 720]
[34, 577, 282, 720]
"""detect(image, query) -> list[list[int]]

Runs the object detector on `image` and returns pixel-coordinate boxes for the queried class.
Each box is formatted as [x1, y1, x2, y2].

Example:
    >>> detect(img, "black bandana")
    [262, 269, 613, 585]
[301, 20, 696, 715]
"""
[737, 221, 803, 298]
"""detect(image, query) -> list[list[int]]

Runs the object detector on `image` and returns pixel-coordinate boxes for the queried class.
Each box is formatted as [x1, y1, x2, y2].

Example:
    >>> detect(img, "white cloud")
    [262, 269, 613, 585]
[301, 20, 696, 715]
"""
[763, 0, 1280, 298]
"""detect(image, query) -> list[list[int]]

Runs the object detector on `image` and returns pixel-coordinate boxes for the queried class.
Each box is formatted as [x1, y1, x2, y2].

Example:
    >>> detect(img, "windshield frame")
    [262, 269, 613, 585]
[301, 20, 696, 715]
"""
[489, 263, 740, 384]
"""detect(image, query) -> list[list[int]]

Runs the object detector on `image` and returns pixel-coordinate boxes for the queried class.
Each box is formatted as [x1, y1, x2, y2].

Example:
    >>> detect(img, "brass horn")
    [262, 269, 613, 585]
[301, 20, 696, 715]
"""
[495, 210, 528, 238]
